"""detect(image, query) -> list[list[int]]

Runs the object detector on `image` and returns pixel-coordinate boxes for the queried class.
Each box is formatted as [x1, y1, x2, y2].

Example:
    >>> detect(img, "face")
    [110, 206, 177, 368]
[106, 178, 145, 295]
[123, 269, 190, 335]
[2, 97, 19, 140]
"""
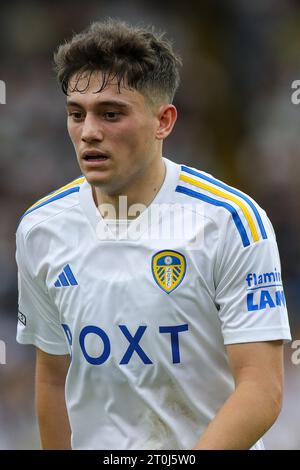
[66, 71, 172, 195]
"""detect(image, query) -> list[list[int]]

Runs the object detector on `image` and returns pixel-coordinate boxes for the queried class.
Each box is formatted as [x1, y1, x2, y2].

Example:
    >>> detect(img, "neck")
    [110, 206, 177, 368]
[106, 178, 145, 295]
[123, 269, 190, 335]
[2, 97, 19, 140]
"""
[92, 157, 166, 220]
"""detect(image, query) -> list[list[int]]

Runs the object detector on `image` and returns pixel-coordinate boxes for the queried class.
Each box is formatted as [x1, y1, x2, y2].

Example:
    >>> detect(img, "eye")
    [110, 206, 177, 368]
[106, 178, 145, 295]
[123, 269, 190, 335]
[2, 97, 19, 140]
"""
[68, 111, 83, 121]
[104, 112, 120, 121]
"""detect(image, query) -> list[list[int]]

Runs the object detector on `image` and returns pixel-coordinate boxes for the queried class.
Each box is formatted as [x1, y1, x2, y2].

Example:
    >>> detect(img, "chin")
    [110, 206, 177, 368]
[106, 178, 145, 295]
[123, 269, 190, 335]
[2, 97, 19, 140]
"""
[84, 171, 120, 193]
[83, 168, 109, 182]
[85, 175, 110, 187]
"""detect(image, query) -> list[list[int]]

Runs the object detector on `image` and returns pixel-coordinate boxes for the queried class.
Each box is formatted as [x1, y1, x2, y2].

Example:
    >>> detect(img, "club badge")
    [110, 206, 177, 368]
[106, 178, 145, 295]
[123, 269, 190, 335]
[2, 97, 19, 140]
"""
[152, 250, 186, 294]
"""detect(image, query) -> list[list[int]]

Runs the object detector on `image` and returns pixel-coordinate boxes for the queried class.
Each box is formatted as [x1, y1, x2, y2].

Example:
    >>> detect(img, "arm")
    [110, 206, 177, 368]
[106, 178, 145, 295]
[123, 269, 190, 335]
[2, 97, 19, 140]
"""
[193, 340, 283, 450]
[35, 348, 71, 450]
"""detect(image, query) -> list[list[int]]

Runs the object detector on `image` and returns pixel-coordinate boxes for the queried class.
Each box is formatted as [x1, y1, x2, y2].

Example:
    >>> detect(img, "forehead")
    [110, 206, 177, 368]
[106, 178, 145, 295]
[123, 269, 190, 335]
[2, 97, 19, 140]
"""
[67, 70, 146, 108]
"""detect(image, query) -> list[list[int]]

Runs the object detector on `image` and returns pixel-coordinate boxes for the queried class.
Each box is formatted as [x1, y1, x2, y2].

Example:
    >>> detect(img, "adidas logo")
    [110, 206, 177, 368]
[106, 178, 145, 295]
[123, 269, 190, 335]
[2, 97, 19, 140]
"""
[54, 264, 78, 287]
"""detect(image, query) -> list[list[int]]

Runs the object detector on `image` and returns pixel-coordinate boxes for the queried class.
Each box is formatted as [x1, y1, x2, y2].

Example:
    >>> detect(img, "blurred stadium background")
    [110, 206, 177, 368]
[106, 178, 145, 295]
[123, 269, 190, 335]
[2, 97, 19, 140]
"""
[0, 0, 300, 449]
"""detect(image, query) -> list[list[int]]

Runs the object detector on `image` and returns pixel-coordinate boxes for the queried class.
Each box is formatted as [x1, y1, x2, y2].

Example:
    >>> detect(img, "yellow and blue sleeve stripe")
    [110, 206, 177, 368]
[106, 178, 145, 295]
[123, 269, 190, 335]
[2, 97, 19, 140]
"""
[20, 176, 85, 222]
[176, 166, 268, 247]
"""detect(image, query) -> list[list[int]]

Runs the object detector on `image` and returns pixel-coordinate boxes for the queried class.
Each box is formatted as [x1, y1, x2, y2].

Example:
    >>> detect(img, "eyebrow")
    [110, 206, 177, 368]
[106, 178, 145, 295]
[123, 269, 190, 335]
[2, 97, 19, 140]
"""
[66, 99, 131, 109]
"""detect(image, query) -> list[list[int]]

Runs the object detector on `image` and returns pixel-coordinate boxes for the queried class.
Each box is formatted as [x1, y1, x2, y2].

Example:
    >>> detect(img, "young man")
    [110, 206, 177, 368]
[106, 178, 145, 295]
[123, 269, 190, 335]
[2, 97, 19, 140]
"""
[16, 19, 291, 450]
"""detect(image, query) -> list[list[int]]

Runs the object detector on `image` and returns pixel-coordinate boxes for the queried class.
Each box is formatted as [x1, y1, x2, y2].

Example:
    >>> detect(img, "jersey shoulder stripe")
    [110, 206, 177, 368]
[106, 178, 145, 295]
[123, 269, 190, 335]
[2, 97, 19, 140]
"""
[20, 176, 85, 222]
[176, 165, 268, 247]
[180, 165, 267, 241]
[176, 185, 251, 247]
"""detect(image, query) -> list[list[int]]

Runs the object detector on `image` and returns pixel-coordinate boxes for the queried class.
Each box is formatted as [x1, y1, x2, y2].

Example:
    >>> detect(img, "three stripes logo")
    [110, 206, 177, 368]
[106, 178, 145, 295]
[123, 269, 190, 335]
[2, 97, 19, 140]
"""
[54, 264, 78, 288]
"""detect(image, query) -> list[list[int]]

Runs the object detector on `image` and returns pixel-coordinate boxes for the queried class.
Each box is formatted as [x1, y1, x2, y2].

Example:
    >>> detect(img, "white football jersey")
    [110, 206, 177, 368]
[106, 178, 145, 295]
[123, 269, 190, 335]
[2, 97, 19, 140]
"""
[16, 158, 291, 450]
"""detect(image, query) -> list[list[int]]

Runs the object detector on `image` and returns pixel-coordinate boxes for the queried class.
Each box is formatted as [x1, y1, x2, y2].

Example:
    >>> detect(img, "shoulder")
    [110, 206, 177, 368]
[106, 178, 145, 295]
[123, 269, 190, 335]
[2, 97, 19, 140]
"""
[174, 163, 274, 248]
[17, 176, 85, 239]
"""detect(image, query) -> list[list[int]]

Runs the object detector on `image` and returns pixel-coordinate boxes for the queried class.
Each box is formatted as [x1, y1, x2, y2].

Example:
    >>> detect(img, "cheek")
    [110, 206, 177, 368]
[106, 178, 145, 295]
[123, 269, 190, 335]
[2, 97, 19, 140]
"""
[107, 124, 135, 151]
[113, 120, 154, 151]
[67, 121, 80, 146]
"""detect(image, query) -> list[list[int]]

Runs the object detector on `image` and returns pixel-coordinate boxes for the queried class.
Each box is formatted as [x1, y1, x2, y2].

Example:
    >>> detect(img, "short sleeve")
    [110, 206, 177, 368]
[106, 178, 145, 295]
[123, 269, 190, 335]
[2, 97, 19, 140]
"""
[16, 228, 69, 354]
[215, 211, 291, 345]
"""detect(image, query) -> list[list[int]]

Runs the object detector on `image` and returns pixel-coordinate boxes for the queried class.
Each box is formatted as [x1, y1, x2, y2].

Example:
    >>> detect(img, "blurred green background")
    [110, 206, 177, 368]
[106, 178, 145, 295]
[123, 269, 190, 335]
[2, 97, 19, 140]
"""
[0, 0, 299, 449]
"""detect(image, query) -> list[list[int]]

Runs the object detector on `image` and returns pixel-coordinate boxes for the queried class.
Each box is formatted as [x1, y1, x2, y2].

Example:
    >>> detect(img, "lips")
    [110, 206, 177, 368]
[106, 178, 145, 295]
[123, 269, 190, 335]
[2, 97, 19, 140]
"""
[82, 150, 109, 162]
[85, 155, 108, 161]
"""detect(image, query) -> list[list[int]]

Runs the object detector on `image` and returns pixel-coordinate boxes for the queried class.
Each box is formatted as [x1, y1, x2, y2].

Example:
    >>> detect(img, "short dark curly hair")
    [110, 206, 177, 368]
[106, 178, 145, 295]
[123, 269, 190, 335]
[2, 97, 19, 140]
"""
[53, 18, 182, 105]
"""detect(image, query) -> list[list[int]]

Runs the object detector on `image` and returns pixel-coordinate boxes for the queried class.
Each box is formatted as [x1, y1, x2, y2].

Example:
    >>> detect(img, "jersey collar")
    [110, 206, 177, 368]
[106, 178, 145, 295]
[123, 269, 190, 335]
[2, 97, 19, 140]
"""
[79, 157, 181, 242]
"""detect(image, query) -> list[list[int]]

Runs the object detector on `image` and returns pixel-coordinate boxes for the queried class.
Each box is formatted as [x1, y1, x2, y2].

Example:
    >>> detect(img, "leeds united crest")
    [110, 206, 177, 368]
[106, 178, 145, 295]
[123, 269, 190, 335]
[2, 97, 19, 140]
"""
[152, 250, 186, 294]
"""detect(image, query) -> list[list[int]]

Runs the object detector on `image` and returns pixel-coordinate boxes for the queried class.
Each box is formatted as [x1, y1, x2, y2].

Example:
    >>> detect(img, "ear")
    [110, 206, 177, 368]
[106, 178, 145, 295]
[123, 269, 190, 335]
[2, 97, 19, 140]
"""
[155, 104, 177, 140]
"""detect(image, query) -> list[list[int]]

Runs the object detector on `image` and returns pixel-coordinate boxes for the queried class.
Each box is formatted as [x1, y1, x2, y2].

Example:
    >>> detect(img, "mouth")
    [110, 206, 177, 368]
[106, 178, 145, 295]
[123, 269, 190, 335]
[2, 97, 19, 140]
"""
[81, 149, 111, 169]
[83, 153, 109, 162]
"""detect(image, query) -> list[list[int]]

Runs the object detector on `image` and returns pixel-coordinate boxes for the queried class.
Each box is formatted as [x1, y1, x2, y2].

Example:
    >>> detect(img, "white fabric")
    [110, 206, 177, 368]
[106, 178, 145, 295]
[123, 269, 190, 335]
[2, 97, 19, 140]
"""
[16, 158, 291, 450]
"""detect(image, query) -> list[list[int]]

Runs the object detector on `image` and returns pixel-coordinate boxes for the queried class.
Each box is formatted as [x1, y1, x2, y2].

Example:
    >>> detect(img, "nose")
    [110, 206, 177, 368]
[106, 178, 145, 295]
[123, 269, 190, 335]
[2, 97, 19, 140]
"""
[81, 113, 104, 143]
